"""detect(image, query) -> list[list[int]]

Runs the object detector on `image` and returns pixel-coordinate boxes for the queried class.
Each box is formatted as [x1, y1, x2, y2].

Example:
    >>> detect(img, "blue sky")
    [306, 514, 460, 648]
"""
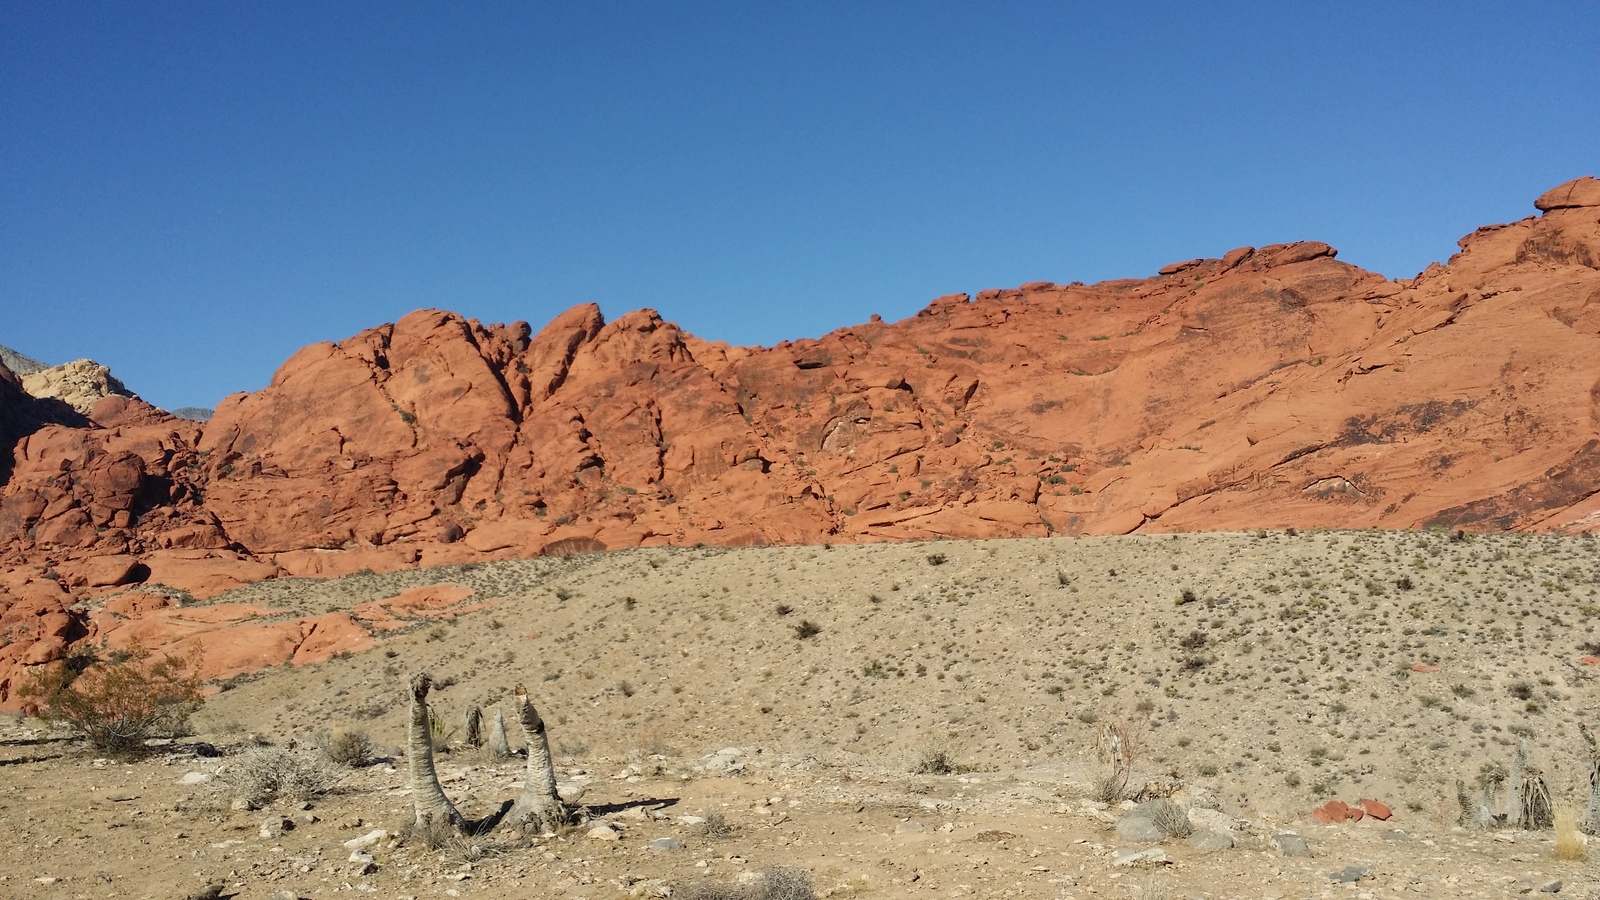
[3, 3, 1597, 412]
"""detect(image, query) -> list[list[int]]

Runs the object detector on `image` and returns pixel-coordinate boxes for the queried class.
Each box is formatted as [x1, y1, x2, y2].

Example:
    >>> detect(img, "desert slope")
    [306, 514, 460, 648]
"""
[1, 177, 1598, 706]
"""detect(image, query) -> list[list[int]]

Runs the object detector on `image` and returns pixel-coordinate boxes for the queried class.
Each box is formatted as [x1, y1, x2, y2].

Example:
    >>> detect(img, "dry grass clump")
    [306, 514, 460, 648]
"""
[220, 746, 345, 803]
[681, 867, 815, 900]
[399, 817, 518, 858]
[1554, 806, 1586, 861]
[910, 745, 961, 775]
[1149, 798, 1193, 838]
[703, 810, 734, 837]
[314, 728, 374, 767]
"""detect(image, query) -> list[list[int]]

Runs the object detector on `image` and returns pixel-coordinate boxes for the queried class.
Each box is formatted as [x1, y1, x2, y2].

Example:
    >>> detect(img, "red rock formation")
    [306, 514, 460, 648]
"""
[1359, 799, 1393, 821]
[2, 176, 1599, 707]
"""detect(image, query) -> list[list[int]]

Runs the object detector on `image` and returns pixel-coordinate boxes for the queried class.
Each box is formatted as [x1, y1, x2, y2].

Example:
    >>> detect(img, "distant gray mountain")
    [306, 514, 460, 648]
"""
[171, 407, 214, 422]
[0, 345, 49, 375]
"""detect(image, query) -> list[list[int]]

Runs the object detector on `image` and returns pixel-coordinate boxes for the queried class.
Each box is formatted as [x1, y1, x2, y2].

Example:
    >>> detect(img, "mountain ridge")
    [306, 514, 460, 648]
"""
[1, 176, 1598, 706]
[3, 177, 1599, 569]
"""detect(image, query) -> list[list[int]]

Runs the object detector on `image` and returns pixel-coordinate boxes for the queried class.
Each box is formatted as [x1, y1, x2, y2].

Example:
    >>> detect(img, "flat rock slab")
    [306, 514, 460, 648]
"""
[1112, 847, 1170, 867]
[1328, 865, 1370, 883]
[1272, 832, 1311, 857]
[1186, 829, 1234, 853]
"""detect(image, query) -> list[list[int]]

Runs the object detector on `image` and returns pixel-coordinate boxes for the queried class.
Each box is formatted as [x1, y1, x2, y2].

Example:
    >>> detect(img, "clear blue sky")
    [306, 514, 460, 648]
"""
[3, 3, 1597, 412]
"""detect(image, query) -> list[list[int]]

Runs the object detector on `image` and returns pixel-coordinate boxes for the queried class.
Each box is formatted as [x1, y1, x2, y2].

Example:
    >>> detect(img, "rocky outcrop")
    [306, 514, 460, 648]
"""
[0, 346, 48, 377]
[1, 176, 1598, 707]
[20, 358, 135, 414]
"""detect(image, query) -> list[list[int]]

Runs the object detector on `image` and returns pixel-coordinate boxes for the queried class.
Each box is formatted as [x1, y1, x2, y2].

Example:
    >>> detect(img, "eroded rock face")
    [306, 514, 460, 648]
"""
[1, 177, 1598, 706]
[20, 359, 135, 415]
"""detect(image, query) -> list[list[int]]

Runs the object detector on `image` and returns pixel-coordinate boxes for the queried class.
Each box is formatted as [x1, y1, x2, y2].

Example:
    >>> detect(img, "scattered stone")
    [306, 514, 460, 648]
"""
[1328, 866, 1370, 883]
[649, 837, 683, 852]
[1185, 829, 1233, 853]
[588, 823, 621, 841]
[349, 850, 378, 875]
[184, 879, 225, 900]
[1359, 798, 1392, 820]
[1381, 829, 1411, 842]
[1272, 832, 1311, 857]
[1540, 881, 1563, 894]
[699, 747, 746, 775]
[105, 792, 137, 802]
[1114, 804, 1167, 844]
[1111, 847, 1170, 867]
[259, 816, 294, 839]
[230, 797, 259, 811]
[895, 820, 930, 834]
[178, 772, 211, 785]
[1313, 799, 1366, 823]
[342, 829, 388, 850]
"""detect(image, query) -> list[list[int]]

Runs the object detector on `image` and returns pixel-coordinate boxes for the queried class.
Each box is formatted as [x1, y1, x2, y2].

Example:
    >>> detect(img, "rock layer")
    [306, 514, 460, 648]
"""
[2, 176, 1598, 706]
[20, 359, 136, 414]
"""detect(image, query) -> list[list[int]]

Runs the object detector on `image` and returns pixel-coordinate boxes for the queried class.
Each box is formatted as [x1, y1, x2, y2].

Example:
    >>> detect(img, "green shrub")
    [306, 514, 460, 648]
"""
[22, 643, 204, 757]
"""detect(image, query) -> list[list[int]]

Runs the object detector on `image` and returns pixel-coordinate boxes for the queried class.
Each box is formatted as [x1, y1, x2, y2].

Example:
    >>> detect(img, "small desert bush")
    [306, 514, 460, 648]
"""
[681, 867, 815, 900]
[1554, 806, 1586, 860]
[314, 729, 374, 767]
[22, 643, 204, 757]
[1093, 719, 1140, 802]
[221, 746, 345, 803]
[910, 746, 961, 775]
[1091, 773, 1127, 803]
[703, 810, 733, 837]
[793, 620, 822, 640]
[400, 817, 513, 857]
[1148, 798, 1193, 838]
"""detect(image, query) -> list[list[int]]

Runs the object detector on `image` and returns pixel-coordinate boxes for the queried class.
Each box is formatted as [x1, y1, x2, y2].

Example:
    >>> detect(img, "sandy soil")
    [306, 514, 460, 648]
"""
[2, 530, 1597, 899]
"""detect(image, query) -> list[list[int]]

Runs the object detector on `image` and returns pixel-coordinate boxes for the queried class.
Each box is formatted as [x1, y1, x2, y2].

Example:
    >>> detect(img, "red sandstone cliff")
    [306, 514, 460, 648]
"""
[2, 177, 1598, 705]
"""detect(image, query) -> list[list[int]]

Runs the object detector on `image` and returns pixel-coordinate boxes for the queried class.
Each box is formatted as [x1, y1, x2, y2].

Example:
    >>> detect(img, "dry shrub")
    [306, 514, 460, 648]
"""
[1554, 805, 1586, 861]
[400, 817, 515, 857]
[681, 868, 815, 900]
[22, 643, 204, 757]
[910, 746, 960, 775]
[315, 729, 374, 767]
[1092, 773, 1127, 804]
[221, 746, 345, 803]
[1094, 718, 1141, 802]
[1148, 798, 1194, 838]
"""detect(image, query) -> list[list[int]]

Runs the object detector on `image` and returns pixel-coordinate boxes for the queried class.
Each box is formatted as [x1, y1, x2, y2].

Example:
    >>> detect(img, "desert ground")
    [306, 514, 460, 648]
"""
[2, 529, 1598, 899]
